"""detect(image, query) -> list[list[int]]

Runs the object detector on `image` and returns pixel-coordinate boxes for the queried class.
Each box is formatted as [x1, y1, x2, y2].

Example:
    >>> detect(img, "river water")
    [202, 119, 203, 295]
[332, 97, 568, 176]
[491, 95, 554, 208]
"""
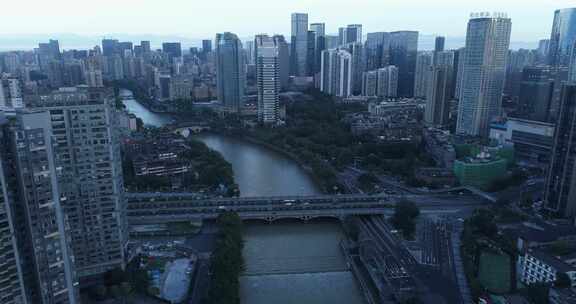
[121, 90, 364, 304]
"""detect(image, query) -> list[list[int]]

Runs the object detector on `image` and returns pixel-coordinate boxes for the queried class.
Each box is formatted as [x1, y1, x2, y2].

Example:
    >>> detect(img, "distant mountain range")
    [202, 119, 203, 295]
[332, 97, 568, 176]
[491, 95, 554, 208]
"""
[0, 33, 538, 52]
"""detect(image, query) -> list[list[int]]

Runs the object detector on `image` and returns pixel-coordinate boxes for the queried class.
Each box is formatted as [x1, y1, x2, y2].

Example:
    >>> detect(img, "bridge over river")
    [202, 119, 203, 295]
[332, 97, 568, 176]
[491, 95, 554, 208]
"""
[126, 192, 490, 224]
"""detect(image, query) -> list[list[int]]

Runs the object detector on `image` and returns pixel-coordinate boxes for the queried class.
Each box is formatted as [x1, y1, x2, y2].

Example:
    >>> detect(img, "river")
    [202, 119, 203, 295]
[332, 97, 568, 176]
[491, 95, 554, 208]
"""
[121, 90, 365, 304]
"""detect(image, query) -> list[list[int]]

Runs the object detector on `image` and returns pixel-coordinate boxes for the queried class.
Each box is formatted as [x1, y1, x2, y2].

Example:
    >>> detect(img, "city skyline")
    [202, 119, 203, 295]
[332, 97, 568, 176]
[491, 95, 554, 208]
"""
[0, 0, 575, 50]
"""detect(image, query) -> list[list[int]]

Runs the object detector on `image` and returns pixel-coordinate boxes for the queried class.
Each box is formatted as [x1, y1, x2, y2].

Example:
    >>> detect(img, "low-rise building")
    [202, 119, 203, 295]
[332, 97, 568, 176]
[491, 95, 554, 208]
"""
[520, 249, 576, 287]
[453, 151, 508, 188]
[423, 127, 456, 169]
[550, 287, 576, 304]
[490, 118, 555, 167]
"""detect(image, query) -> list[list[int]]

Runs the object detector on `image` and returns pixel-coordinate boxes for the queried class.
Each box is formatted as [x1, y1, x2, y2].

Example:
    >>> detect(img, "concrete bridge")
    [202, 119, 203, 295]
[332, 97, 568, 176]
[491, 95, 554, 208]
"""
[126, 192, 488, 223]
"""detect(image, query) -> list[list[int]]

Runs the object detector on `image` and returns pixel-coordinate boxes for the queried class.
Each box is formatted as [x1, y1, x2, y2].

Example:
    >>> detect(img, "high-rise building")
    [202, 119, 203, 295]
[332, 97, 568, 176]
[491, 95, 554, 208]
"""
[516, 66, 555, 122]
[202, 39, 213, 53]
[434, 50, 456, 99]
[85, 69, 104, 87]
[0, 113, 27, 304]
[435, 36, 445, 53]
[538, 39, 550, 62]
[0, 77, 24, 110]
[455, 47, 466, 99]
[338, 27, 346, 46]
[365, 32, 391, 71]
[414, 52, 433, 98]
[0, 110, 79, 303]
[569, 42, 576, 82]
[345, 42, 365, 95]
[310, 23, 326, 75]
[345, 24, 363, 44]
[377, 65, 399, 98]
[362, 70, 378, 96]
[27, 87, 127, 280]
[338, 24, 363, 45]
[389, 31, 419, 97]
[140, 41, 151, 53]
[272, 35, 290, 89]
[548, 8, 576, 67]
[320, 49, 353, 97]
[456, 13, 511, 137]
[216, 32, 245, 112]
[425, 65, 452, 127]
[325, 35, 340, 49]
[101, 39, 119, 57]
[505, 49, 537, 99]
[291, 13, 309, 76]
[162, 42, 182, 60]
[256, 35, 280, 124]
[307, 31, 317, 76]
[38, 39, 61, 62]
[545, 84, 576, 217]
[433, 36, 446, 65]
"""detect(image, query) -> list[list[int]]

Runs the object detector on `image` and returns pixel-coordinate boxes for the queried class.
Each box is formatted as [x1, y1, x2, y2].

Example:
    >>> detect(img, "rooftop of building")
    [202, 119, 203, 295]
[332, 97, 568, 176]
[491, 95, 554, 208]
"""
[25, 86, 113, 108]
[528, 248, 576, 273]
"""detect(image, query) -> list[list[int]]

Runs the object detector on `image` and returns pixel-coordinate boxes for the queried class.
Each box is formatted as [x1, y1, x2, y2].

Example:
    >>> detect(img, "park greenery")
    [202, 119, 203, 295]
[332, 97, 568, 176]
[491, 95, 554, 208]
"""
[222, 89, 434, 193]
[460, 208, 520, 300]
[391, 200, 420, 239]
[82, 258, 148, 303]
[207, 212, 245, 304]
[180, 139, 239, 196]
[122, 137, 239, 196]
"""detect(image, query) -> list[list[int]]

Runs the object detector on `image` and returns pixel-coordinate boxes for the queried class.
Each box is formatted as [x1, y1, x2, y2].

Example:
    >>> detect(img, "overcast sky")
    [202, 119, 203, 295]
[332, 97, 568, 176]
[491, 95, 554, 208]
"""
[1, 0, 574, 42]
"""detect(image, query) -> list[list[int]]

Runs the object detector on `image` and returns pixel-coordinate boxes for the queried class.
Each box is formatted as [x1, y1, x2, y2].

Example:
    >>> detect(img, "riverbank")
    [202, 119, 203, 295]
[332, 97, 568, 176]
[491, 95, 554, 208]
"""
[207, 131, 328, 194]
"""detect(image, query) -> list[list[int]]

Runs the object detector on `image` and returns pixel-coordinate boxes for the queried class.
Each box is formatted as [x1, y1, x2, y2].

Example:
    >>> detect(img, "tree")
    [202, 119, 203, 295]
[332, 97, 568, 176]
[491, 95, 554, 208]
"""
[208, 212, 244, 304]
[521, 283, 549, 304]
[391, 200, 420, 239]
[470, 209, 498, 237]
[555, 272, 572, 288]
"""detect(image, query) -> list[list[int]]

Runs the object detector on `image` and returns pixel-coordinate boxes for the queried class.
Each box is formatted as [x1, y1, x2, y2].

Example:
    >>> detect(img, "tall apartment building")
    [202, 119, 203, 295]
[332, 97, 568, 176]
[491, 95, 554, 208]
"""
[27, 87, 127, 280]
[425, 65, 452, 127]
[345, 42, 365, 95]
[0, 77, 24, 110]
[0, 114, 27, 304]
[0, 110, 79, 303]
[310, 23, 326, 75]
[362, 70, 378, 96]
[456, 13, 511, 137]
[414, 52, 433, 98]
[320, 49, 353, 97]
[256, 35, 280, 124]
[545, 84, 576, 218]
[377, 66, 399, 98]
[291, 13, 309, 76]
[215, 32, 245, 113]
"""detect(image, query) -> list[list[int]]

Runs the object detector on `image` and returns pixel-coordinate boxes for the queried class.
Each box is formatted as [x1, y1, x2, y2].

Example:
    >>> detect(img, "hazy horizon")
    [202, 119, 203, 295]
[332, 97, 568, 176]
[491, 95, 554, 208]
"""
[1, 0, 574, 51]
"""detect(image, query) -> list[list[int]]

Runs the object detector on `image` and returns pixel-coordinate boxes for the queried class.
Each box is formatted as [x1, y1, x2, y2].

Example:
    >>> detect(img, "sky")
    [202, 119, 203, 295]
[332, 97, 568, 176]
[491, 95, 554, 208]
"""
[1, 0, 574, 44]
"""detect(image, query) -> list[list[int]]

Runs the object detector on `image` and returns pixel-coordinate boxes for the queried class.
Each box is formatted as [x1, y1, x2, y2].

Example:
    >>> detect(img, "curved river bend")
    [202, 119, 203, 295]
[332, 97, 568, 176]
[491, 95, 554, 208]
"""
[122, 91, 364, 304]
